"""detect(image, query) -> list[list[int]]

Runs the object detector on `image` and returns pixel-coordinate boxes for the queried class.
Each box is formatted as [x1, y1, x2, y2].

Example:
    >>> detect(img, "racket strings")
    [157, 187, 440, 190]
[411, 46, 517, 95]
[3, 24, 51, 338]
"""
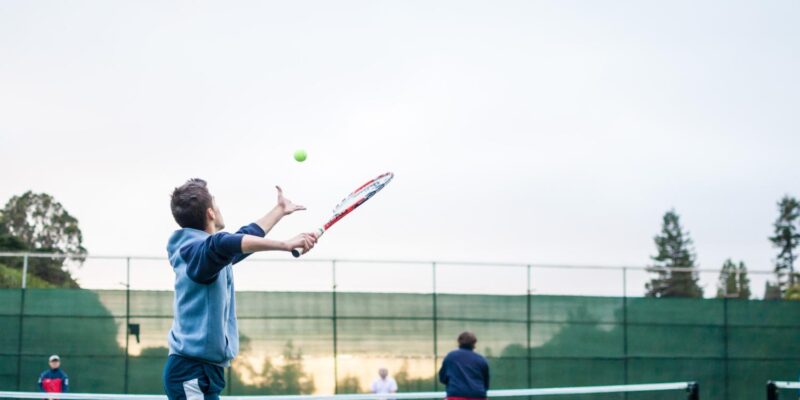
[331, 174, 393, 215]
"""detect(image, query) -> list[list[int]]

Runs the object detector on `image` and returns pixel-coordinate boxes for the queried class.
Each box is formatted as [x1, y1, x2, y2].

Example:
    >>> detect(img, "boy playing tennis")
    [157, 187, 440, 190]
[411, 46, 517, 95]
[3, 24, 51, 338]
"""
[163, 179, 317, 399]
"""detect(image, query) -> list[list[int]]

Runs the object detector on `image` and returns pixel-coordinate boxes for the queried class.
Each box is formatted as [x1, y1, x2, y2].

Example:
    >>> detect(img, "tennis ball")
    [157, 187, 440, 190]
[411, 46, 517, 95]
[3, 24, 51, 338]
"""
[294, 149, 307, 162]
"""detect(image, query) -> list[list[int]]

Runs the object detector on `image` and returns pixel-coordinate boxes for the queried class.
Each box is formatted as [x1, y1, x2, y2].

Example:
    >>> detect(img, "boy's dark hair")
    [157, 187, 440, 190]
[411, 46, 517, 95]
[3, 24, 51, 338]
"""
[457, 331, 477, 349]
[171, 179, 213, 230]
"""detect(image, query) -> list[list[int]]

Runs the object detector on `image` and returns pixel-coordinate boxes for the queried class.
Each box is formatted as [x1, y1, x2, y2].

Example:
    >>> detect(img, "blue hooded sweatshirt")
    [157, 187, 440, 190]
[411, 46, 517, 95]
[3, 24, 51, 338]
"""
[166, 223, 265, 367]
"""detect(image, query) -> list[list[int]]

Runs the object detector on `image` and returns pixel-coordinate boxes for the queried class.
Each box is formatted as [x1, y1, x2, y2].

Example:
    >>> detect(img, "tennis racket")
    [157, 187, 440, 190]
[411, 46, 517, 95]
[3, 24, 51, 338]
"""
[292, 172, 394, 257]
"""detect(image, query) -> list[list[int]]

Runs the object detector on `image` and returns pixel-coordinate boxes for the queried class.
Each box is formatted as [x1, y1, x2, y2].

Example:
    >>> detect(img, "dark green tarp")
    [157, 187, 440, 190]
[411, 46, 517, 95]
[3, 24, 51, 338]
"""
[1, 289, 798, 399]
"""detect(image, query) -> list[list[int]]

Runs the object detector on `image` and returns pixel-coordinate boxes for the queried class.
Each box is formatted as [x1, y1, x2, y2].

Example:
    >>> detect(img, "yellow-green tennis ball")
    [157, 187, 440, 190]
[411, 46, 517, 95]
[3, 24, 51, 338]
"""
[294, 149, 307, 162]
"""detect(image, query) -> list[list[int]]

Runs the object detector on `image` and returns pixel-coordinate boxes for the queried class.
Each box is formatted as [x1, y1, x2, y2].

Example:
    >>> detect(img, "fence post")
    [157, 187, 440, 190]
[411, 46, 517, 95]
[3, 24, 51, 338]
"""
[16, 253, 28, 390]
[332, 260, 338, 394]
[432, 262, 438, 391]
[21, 253, 28, 289]
[723, 297, 729, 400]
[124, 257, 130, 393]
[526, 264, 532, 391]
[622, 267, 628, 392]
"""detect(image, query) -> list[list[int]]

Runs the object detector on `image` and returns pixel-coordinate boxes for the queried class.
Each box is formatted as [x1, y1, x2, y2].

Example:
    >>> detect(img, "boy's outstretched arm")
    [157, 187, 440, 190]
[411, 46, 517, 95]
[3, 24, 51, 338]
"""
[241, 232, 317, 253]
[183, 186, 312, 283]
[251, 186, 305, 234]
[183, 232, 317, 284]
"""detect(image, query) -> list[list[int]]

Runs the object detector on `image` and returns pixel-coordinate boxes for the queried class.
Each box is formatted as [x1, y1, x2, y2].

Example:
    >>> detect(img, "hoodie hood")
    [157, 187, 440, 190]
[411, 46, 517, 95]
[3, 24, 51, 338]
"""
[167, 228, 209, 260]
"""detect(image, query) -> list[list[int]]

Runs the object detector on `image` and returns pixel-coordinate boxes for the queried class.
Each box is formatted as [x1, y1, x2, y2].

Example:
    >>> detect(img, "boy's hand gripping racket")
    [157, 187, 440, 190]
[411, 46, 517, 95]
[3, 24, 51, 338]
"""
[292, 172, 394, 257]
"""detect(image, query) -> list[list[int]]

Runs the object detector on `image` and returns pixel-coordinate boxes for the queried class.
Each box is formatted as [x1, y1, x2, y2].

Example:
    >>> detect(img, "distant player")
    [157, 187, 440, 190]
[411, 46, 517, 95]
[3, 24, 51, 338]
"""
[163, 179, 317, 399]
[438, 332, 490, 400]
[371, 367, 398, 399]
[38, 355, 68, 395]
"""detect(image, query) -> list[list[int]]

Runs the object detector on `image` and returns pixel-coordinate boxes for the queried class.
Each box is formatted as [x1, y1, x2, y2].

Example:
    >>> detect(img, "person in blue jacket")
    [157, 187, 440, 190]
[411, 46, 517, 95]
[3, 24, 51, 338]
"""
[38, 355, 69, 394]
[438, 332, 490, 400]
[163, 179, 317, 399]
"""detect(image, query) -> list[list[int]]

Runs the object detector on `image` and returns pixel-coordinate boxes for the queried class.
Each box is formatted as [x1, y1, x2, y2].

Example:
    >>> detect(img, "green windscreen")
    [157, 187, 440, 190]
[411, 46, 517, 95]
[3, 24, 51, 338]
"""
[1, 288, 799, 400]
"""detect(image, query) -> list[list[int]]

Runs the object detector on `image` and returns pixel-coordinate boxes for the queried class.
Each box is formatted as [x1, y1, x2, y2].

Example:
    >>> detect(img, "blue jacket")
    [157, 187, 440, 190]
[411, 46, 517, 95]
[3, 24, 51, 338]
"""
[439, 347, 490, 398]
[166, 223, 265, 367]
[38, 368, 68, 392]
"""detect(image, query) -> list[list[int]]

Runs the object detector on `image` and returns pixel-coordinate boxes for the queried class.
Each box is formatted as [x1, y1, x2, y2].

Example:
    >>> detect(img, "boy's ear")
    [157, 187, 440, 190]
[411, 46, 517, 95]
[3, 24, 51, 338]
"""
[206, 207, 216, 223]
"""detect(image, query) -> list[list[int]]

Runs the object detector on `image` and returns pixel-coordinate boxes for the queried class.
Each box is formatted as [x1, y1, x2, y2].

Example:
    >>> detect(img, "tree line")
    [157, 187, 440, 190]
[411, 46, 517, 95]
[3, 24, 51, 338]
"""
[646, 195, 800, 299]
[0, 190, 799, 299]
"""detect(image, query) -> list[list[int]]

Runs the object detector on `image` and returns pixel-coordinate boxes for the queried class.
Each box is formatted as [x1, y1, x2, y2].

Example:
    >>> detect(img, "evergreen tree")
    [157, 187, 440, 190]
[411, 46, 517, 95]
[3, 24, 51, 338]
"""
[715, 259, 751, 299]
[768, 195, 800, 295]
[645, 209, 703, 298]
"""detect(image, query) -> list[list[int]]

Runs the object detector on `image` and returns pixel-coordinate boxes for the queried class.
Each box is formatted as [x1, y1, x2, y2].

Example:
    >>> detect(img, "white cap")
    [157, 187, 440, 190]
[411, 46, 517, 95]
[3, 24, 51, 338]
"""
[49, 355, 60, 362]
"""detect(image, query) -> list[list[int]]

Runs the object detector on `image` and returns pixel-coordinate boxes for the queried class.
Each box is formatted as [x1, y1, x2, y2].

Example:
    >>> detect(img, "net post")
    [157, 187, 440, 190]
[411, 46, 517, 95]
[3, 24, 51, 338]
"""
[767, 381, 778, 400]
[687, 382, 699, 400]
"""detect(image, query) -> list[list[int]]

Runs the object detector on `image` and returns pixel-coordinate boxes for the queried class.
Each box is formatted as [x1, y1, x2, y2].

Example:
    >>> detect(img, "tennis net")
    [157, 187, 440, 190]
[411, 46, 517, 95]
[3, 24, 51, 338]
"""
[0, 382, 698, 400]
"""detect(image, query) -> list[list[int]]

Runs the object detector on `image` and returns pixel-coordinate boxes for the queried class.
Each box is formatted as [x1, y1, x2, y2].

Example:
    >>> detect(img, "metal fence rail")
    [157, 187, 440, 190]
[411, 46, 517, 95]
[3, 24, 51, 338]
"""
[0, 251, 780, 299]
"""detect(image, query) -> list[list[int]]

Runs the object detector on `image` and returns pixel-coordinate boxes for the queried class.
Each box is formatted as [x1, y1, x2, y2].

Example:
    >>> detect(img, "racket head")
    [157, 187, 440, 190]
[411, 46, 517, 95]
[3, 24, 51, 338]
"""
[323, 172, 394, 230]
[292, 172, 394, 258]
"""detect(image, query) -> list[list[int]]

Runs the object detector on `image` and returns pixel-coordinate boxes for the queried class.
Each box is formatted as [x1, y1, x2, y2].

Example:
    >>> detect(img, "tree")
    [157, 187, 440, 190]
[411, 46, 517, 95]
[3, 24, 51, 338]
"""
[645, 209, 703, 298]
[394, 361, 435, 392]
[768, 195, 800, 295]
[715, 259, 751, 299]
[764, 281, 782, 300]
[266, 341, 315, 394]
[785, 284, 800, 300]
[337, 376, 362, 393]
[0, 218, 27, 251]
[231, 340, 315, 395]
[0, 191, 86, 287]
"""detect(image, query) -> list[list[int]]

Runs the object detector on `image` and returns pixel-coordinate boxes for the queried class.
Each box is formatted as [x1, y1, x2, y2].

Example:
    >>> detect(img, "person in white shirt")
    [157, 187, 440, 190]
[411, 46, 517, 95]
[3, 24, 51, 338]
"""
[370, 367, 398, 399]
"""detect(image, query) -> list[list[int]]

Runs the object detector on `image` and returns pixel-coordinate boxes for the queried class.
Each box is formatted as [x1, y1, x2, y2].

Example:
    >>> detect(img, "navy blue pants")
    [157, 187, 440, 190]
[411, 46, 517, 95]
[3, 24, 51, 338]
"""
[163, 355, 225, 400]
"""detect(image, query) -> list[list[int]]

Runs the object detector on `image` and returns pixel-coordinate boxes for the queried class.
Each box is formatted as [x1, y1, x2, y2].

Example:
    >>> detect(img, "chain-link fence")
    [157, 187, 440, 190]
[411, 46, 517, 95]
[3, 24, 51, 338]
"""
[0, 252, 798, 400]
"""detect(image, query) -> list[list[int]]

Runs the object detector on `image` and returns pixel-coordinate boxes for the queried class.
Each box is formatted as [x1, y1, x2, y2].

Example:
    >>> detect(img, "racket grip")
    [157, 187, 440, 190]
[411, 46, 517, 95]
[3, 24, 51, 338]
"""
[291, 228, 325, 258]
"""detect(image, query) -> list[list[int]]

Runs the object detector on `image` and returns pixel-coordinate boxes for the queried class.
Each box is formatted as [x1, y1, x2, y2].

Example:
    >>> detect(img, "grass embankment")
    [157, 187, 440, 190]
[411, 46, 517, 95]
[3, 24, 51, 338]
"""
[0, 263, 57, 288]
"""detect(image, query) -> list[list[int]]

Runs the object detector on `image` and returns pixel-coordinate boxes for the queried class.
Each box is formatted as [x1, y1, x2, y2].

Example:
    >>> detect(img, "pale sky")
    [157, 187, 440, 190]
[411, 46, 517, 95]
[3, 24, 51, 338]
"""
[1, 1, 799, 295]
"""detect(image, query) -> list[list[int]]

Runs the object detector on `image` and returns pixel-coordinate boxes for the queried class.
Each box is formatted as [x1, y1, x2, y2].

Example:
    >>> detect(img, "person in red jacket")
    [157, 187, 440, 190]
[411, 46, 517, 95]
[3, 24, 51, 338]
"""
[38, 355, 69, 394]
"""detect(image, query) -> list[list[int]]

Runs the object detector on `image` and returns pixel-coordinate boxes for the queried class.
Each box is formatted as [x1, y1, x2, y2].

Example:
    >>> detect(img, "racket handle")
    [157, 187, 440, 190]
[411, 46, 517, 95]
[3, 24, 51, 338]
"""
[291, 228, 325, 258]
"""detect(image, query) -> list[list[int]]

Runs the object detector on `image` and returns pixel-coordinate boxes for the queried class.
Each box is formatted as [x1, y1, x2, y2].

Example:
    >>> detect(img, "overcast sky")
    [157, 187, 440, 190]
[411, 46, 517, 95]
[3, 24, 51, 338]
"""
[1, 1, 799, 294]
